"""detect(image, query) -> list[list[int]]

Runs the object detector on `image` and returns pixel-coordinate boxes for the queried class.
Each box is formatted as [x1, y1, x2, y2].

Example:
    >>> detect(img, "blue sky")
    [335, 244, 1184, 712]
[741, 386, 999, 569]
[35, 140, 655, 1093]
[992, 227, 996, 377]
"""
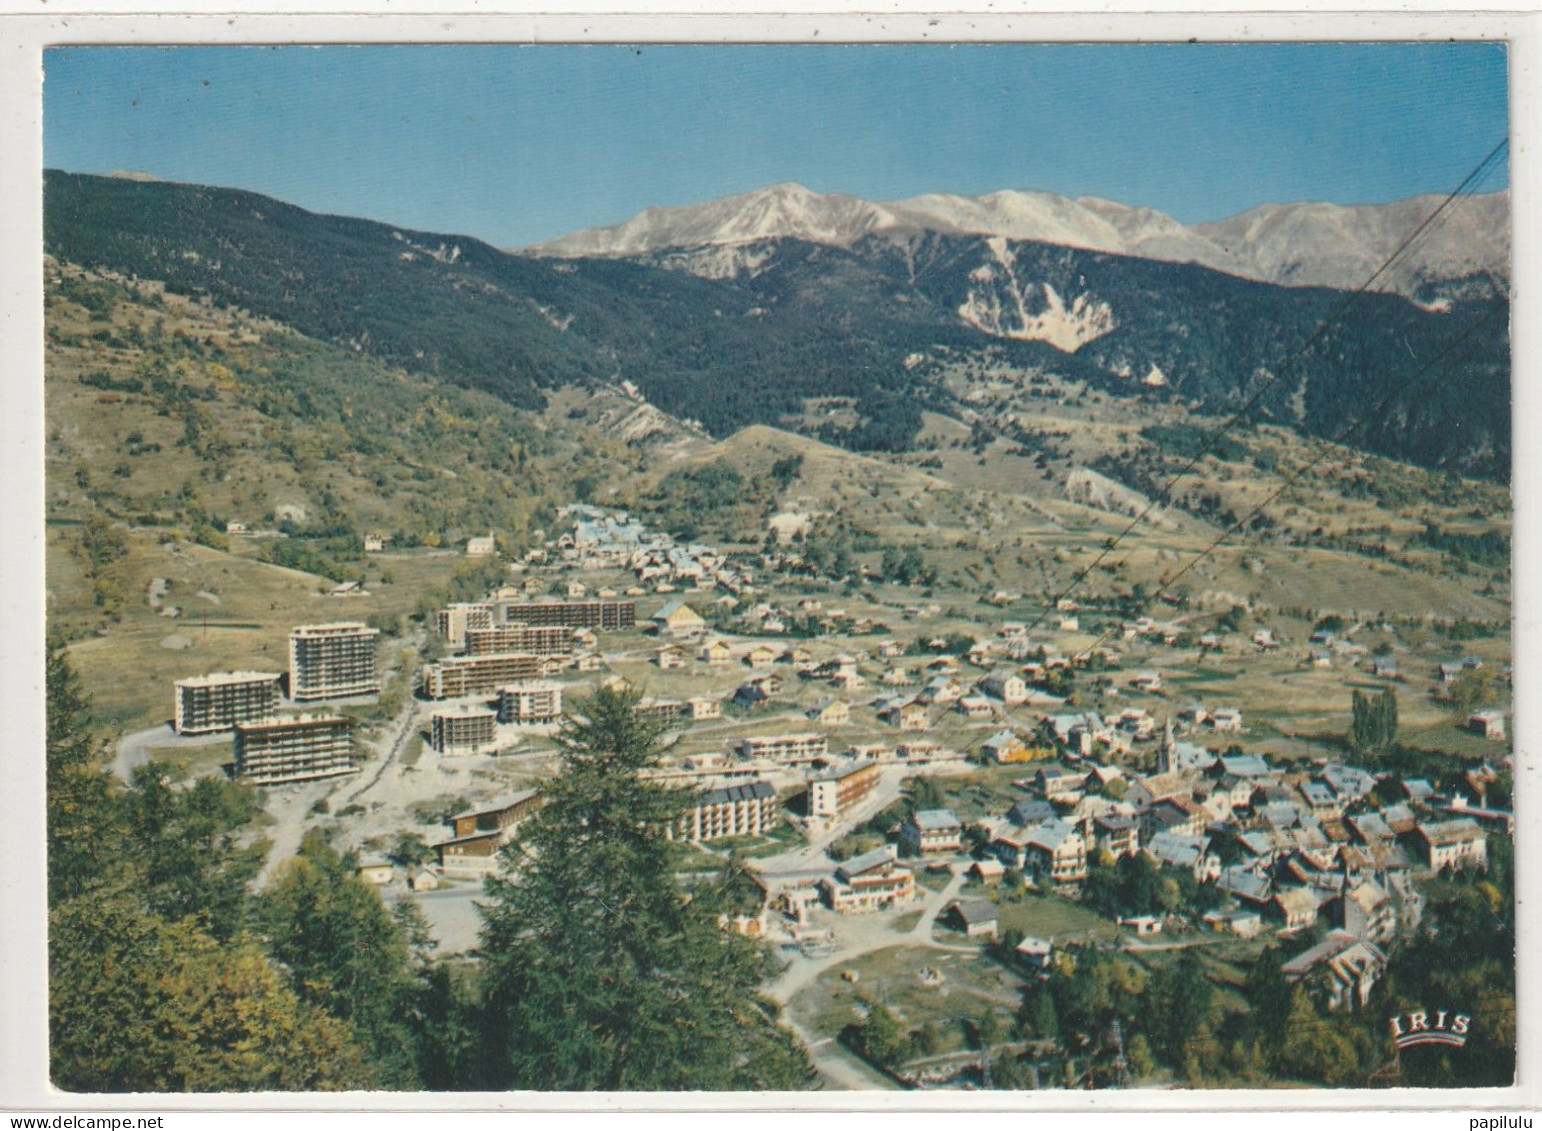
[44, 43, 1509, 248]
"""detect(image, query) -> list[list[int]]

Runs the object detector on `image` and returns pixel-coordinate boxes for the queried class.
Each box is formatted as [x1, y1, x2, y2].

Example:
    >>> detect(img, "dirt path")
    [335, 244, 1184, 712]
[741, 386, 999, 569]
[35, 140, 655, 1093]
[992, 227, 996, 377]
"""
[253, 779, 335, 888]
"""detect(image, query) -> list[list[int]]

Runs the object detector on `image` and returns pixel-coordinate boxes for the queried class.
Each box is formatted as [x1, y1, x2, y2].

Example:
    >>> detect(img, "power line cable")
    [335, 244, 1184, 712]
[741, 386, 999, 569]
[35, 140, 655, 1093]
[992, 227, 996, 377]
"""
[1023, 137, 1509, 637]
[1068, 300, 1506, 665]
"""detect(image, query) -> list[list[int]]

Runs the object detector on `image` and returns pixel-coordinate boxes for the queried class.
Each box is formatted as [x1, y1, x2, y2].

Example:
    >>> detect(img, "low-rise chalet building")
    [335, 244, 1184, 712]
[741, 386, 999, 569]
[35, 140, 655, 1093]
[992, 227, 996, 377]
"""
[901, 809, 963, 856]
[819, 846, 915, 913]
[1282, 929, 1388, 1011]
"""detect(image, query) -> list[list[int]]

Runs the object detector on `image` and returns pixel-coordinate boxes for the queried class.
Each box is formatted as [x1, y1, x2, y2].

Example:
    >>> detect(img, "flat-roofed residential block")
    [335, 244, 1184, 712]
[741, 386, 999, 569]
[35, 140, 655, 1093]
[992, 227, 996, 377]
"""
[173, 670, 282, 735]
[463, 624, 574, 658]
[497, 680, 564, 724]
[233, 714, 357, 786]
[436, 603, 495, 646]
[422, 653, 542, 699]
[431, 706, 499, 755]
[501, 598, 636, 630]
[740, 732, 828, 764]
[289, 622, 380, 702]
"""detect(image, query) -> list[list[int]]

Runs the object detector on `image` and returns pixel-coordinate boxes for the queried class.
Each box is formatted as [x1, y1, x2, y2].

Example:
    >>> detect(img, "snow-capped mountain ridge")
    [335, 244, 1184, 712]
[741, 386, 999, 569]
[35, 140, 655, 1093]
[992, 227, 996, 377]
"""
[523, 182, 1509, 298]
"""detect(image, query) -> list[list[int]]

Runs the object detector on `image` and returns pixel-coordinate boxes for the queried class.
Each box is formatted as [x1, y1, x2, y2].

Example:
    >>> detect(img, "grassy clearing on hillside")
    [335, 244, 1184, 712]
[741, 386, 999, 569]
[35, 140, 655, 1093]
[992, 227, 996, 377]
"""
[145, 741, 234, 780]
[791, 945, 1025, 1050]
[49, 525, 472, 732]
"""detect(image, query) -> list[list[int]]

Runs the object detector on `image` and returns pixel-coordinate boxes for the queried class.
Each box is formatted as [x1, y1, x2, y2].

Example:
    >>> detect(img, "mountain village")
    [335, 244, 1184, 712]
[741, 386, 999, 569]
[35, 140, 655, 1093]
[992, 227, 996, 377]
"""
[130, 497, 1512, 1088]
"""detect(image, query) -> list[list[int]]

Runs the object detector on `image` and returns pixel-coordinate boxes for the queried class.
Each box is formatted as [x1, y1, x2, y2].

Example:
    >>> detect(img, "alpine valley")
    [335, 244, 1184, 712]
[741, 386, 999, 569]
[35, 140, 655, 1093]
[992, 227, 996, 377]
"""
[45, 171, 1510, 478]
[41, 166, 1516, 1094]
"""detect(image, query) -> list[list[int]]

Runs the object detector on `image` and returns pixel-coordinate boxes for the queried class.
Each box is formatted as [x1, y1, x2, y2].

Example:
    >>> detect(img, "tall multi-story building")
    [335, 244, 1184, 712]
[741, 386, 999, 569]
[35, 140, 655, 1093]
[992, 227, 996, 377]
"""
[289, 623, 380, 702]
[430, 707, 499, 755]
[500, 599, 636, 630]
[233, 714, 357, 785]
[422, 653, 542, 699]
[436, 603, 495, 647]
[173, 670, 282, 735]
[671, 780, 779, 841]
[497, 680, 564, 724]
[463, 624, 574, 658]
[807, 758, 881, 817]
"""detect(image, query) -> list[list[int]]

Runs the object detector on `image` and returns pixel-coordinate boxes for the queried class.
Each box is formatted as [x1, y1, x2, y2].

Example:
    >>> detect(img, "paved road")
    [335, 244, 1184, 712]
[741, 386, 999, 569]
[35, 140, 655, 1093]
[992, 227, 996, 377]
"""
[388, 882, 489, 955]
[111, 723, 226, 781]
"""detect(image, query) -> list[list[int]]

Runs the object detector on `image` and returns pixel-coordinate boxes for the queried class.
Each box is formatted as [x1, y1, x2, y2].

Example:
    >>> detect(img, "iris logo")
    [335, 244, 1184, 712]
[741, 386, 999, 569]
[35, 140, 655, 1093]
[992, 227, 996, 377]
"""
[1388, 1008, 1471, 1049]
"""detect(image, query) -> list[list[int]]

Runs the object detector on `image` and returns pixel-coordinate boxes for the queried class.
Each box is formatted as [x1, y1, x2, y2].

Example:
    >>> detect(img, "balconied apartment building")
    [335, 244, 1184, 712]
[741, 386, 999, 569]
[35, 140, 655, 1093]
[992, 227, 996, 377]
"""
[808, 757, 882, 818]
[635, 697, 687, 726]
[173, 670, 282, 735]
[233, 714, 357, 786]
[289, 622, 380, 702]
[497, 680, 564, 724]
[739, 732, 829, 764]
[463, 624, 574, 658]
[422, 653, 542, 699]
[436, 603, 495, 647]
[671, 780, 779, 841]
[431, 707, 499, 755]
[500, 598, 636, 631]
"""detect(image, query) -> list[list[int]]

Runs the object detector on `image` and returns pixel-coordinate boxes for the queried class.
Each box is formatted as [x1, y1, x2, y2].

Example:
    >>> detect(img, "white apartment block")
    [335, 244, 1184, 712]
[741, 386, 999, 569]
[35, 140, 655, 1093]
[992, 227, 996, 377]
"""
[671, 780, 779, 841]
[739, 733, 829, 764]
[497, 680, 565, 724]
[173, 670, 282, 735]
[808, 758, 882, 818]
[436, 603, 495, 646]
[431, 707, 499, 755]
[289, 622, 380, 702]
[233, 714, 357, 786]
[422, 653, 542, 699]
[463, 624, 574, 658]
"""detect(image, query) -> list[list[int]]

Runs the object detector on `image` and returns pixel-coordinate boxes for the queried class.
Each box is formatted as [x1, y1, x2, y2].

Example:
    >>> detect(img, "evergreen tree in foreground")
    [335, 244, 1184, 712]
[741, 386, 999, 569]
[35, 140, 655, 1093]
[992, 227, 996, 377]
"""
[46, 643, 375, 1091]
[476, 685, 816, 1090]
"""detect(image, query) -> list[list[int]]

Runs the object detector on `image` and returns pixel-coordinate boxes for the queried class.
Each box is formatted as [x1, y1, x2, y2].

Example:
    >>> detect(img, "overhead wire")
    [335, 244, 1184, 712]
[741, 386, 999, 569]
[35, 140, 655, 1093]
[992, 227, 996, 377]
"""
[1067, 299, 1507, 665]
[1020, 137, 1509, 638]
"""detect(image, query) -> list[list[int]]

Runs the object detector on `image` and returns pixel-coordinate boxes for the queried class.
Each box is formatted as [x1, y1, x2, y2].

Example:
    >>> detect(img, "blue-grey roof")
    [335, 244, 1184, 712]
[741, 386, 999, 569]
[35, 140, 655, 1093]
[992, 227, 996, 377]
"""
[1300, 781, 1337, 807]
[1027, 818, 1079, 852]
[1146, 832, 1209, 869]
[837, 846, 900, 880]
[698, 780, 776, 807]
[1220, 753, 1272, 777]
[1217, 865, 1273, 902]
[912, 808, 961, 831]
[1348, 813, 1394, 842]
[1239, 831, 1278, 857]
[1321, 764, 1377, 798]
[1008, 800, 1057, 826]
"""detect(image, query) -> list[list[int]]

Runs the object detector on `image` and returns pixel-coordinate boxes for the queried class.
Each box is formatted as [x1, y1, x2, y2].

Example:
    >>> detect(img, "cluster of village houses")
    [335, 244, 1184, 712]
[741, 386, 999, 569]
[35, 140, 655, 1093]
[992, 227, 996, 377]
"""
[182, 506, 1509, 1009]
